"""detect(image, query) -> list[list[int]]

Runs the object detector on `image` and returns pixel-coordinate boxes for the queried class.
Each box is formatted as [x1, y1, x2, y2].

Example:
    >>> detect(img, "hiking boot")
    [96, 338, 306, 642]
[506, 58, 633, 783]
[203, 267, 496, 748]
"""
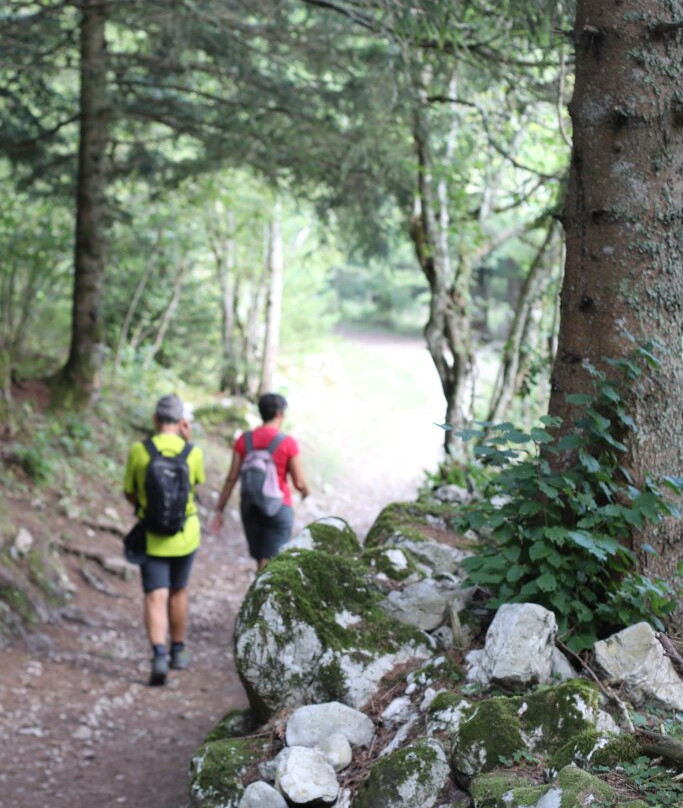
[170, 648, 189, 670]
[149, 654, 168, 686]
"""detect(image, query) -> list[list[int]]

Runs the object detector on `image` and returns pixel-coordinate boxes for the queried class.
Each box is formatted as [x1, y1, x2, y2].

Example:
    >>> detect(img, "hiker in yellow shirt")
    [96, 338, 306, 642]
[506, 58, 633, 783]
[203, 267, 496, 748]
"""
[123, 394, 205, 686]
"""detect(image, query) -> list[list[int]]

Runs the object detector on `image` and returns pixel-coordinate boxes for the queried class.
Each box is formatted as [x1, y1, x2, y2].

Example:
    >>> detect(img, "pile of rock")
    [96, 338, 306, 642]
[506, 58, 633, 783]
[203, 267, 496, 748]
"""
[188, 506, 683, 808]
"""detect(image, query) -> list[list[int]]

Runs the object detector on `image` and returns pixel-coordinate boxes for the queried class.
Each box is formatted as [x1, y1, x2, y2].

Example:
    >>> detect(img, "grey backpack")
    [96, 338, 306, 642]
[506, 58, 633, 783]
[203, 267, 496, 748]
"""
[240, 432, 286, 516]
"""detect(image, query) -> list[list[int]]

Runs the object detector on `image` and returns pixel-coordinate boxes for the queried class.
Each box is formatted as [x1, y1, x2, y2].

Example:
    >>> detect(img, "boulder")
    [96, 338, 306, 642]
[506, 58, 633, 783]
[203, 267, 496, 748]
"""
[275, 746, 339, 805]
[238, 781, 287, 808]
[425, 692, 471, 738]
[451, 680, 618, 781]
[352, 738, 450, 808]
[466, 603, 557, 687]
[189, 736, 269, 808]
[286, 702, 375, 747]
[287, 517, 361, 556]
[234, 549, 432, 720]
[381, 578, 461, 631]
[469, 765, 649, 808]
[381, 696, 416, 729]
[593, 622, 683, 711]
[319, 732, 353, 771]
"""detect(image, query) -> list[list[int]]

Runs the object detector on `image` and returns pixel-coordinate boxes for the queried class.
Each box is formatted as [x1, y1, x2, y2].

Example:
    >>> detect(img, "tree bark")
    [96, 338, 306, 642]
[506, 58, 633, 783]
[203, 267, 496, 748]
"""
[53, 2, 109, 408]
[549, 0, 683, 584]
[259, 202, 284, 396]
[210, 211, 242, 394]
[410, 68, 473, 457]
[486, 223, 558, 424]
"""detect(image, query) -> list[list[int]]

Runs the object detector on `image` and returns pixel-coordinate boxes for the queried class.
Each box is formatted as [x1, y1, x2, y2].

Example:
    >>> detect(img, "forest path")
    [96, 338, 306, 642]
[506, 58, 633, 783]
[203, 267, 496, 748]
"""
[0, 330, 445, 808]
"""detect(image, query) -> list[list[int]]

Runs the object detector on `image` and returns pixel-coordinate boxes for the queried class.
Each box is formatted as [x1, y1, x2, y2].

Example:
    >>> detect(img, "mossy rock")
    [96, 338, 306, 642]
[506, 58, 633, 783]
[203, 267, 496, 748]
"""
[234, 548, 432, 720]
[470, 765, 620, 808]
[361, 545, 422, 581]
[188, 736, 269, 808]
[203, 708, 259, 743]
[364, 501, 454, 548]
[452, 681, 611, 781]
[352, 737, 450, 808]
[550, 729, 640, 770]
[287, 517, 361, 556]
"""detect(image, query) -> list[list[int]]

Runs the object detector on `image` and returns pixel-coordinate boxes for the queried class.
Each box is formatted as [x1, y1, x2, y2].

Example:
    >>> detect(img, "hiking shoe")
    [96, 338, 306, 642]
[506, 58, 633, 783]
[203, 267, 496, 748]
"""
[149, 654, 168, 686]
[170, 648, 189, 670]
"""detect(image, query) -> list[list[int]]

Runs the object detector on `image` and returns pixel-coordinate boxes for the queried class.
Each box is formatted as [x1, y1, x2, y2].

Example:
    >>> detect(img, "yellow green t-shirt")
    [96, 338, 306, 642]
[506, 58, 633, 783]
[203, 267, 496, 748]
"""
[123, 433, 206, 557]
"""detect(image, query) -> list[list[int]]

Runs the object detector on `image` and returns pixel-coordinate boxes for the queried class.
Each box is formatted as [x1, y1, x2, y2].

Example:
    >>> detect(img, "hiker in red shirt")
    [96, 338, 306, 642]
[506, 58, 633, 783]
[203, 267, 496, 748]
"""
[210, 393, 309, 571]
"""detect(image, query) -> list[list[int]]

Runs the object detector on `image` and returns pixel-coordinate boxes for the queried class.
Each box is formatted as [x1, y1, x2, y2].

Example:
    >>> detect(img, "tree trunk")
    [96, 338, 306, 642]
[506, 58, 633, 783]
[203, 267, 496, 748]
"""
[486, 223, 558, 424]
[410, 68, 473, 458]
[53, 2, 109, 408]
[259, 203, 284, 396]
[141, 259, 188, 370]
[211, 212, 242, 394]
[549, 0, 683, 584]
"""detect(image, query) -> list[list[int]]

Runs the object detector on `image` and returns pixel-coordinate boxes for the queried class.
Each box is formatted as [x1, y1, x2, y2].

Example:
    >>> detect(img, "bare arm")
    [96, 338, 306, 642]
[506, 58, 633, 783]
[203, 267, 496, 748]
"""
[210, 450, 242, 534]
[288, 454, 309, 499]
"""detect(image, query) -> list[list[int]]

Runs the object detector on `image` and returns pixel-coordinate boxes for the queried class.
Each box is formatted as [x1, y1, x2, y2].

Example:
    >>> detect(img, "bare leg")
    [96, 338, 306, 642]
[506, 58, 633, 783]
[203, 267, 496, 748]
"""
[257, 558, 269, 572]
[144, 587, 169, 647]
[168, 587, 188, 645]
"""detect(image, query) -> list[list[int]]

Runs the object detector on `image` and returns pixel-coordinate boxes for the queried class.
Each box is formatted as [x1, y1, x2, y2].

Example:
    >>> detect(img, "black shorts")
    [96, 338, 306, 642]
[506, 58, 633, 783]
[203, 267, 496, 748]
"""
[240, 504, 293, 560]
[140, 551, 197, 593]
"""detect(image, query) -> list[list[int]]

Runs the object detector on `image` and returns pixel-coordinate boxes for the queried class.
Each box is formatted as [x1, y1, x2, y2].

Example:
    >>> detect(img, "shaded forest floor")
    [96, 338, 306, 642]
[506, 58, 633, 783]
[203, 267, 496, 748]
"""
[0, 331, 445, 808]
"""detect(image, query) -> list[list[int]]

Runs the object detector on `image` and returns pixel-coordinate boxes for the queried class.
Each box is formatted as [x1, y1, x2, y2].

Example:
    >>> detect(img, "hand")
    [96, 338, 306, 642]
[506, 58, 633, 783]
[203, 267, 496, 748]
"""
[210, 512, 224, 535]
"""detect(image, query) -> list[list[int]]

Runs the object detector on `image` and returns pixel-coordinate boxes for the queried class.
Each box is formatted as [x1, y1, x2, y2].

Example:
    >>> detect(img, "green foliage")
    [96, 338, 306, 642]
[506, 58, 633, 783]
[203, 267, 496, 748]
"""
[593, 756, 683, 807]
[456, 348, 679, 651]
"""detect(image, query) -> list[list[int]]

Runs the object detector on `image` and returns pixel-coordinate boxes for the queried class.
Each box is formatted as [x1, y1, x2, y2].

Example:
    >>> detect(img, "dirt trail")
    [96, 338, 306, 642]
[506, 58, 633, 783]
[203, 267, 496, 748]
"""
[0, 332, 445, 808]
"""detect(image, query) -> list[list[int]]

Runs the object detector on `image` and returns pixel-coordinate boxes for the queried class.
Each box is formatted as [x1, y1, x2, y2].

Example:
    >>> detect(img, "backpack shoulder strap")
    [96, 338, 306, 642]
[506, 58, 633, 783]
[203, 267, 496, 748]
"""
[266, 433, 287, 454]
[144, 437, 160, 458]
[178, 442, 193, 460]
[244, 431, 253, 452]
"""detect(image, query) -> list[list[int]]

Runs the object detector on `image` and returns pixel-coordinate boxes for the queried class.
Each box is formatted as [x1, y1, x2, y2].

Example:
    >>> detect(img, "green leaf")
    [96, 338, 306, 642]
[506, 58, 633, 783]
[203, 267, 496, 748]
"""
[530, 427, 554, 444]
[640, 543, 657, 555]
[544, 526, 568, 543]
[633, 492, 661, 521]
[528, 542, 550, 561]
[566, 393, 594, 405]
[661, 475, 683, 493]
[434, 422, 454, 431]
[506, 564, 528, 583]
[567, 530, 607, 560]
[536, 572, 558, 592]
[578, 450, 601, 473]
[519, 500, 542, 517]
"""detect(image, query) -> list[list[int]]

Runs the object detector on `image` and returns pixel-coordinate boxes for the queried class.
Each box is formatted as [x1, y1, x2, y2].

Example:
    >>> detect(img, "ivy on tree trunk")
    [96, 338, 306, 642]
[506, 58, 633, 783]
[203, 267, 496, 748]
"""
[549, 0, 683, 586]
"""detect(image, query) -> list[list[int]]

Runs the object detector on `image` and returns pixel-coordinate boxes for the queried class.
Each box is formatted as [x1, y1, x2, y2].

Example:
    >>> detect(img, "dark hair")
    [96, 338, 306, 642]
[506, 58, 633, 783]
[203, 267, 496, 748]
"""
[258, 393, 287, 422]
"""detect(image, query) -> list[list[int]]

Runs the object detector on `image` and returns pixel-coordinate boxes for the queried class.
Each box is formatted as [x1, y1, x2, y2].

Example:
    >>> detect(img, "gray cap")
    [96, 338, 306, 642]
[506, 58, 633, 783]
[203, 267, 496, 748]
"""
[155, 393, 184, 422]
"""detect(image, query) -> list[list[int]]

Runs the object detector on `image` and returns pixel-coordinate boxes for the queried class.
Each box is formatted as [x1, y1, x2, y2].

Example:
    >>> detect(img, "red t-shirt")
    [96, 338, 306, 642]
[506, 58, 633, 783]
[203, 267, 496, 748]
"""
[234, 426, 300, 507]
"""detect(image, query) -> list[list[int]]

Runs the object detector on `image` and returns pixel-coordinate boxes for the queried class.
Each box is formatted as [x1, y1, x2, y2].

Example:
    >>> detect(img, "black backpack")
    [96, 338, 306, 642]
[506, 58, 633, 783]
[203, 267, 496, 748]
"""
[142, 438, 192, 535]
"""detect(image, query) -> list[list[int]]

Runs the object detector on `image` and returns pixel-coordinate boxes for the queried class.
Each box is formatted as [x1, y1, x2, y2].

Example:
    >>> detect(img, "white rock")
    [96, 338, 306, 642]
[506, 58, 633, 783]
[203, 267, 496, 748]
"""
[551, 647, 576, 681]
[12, 527, 34, 558]
[387, 535, 469, 575]
[469, 603, 557, 686]
[238, 780, 288, 808]
[594, 622, 683, 711]
[381, 696, 415, 729]
[382, 579, 460, 631]
[275, 746, 339, 804]
[318, 732, 353, 771]
[420, 687, 444, 712]
[426, 698, 471, 737]
[332, 788, 352, 808]
[535, 788, 562, 808]
[432, 484, 472, 504]
[286, 702, 374, 748]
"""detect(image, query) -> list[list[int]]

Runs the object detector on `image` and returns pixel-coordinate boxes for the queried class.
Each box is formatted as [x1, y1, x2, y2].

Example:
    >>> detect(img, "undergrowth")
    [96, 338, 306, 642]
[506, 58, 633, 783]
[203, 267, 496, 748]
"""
[448, 345, 681, 652]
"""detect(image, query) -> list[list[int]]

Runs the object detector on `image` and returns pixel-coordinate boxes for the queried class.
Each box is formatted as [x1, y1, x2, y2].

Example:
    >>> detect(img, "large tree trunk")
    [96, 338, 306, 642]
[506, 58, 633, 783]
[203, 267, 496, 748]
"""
[259, 203, 284, 396]
[54, 2, 109, 407]
[549, 1, 683, 584]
